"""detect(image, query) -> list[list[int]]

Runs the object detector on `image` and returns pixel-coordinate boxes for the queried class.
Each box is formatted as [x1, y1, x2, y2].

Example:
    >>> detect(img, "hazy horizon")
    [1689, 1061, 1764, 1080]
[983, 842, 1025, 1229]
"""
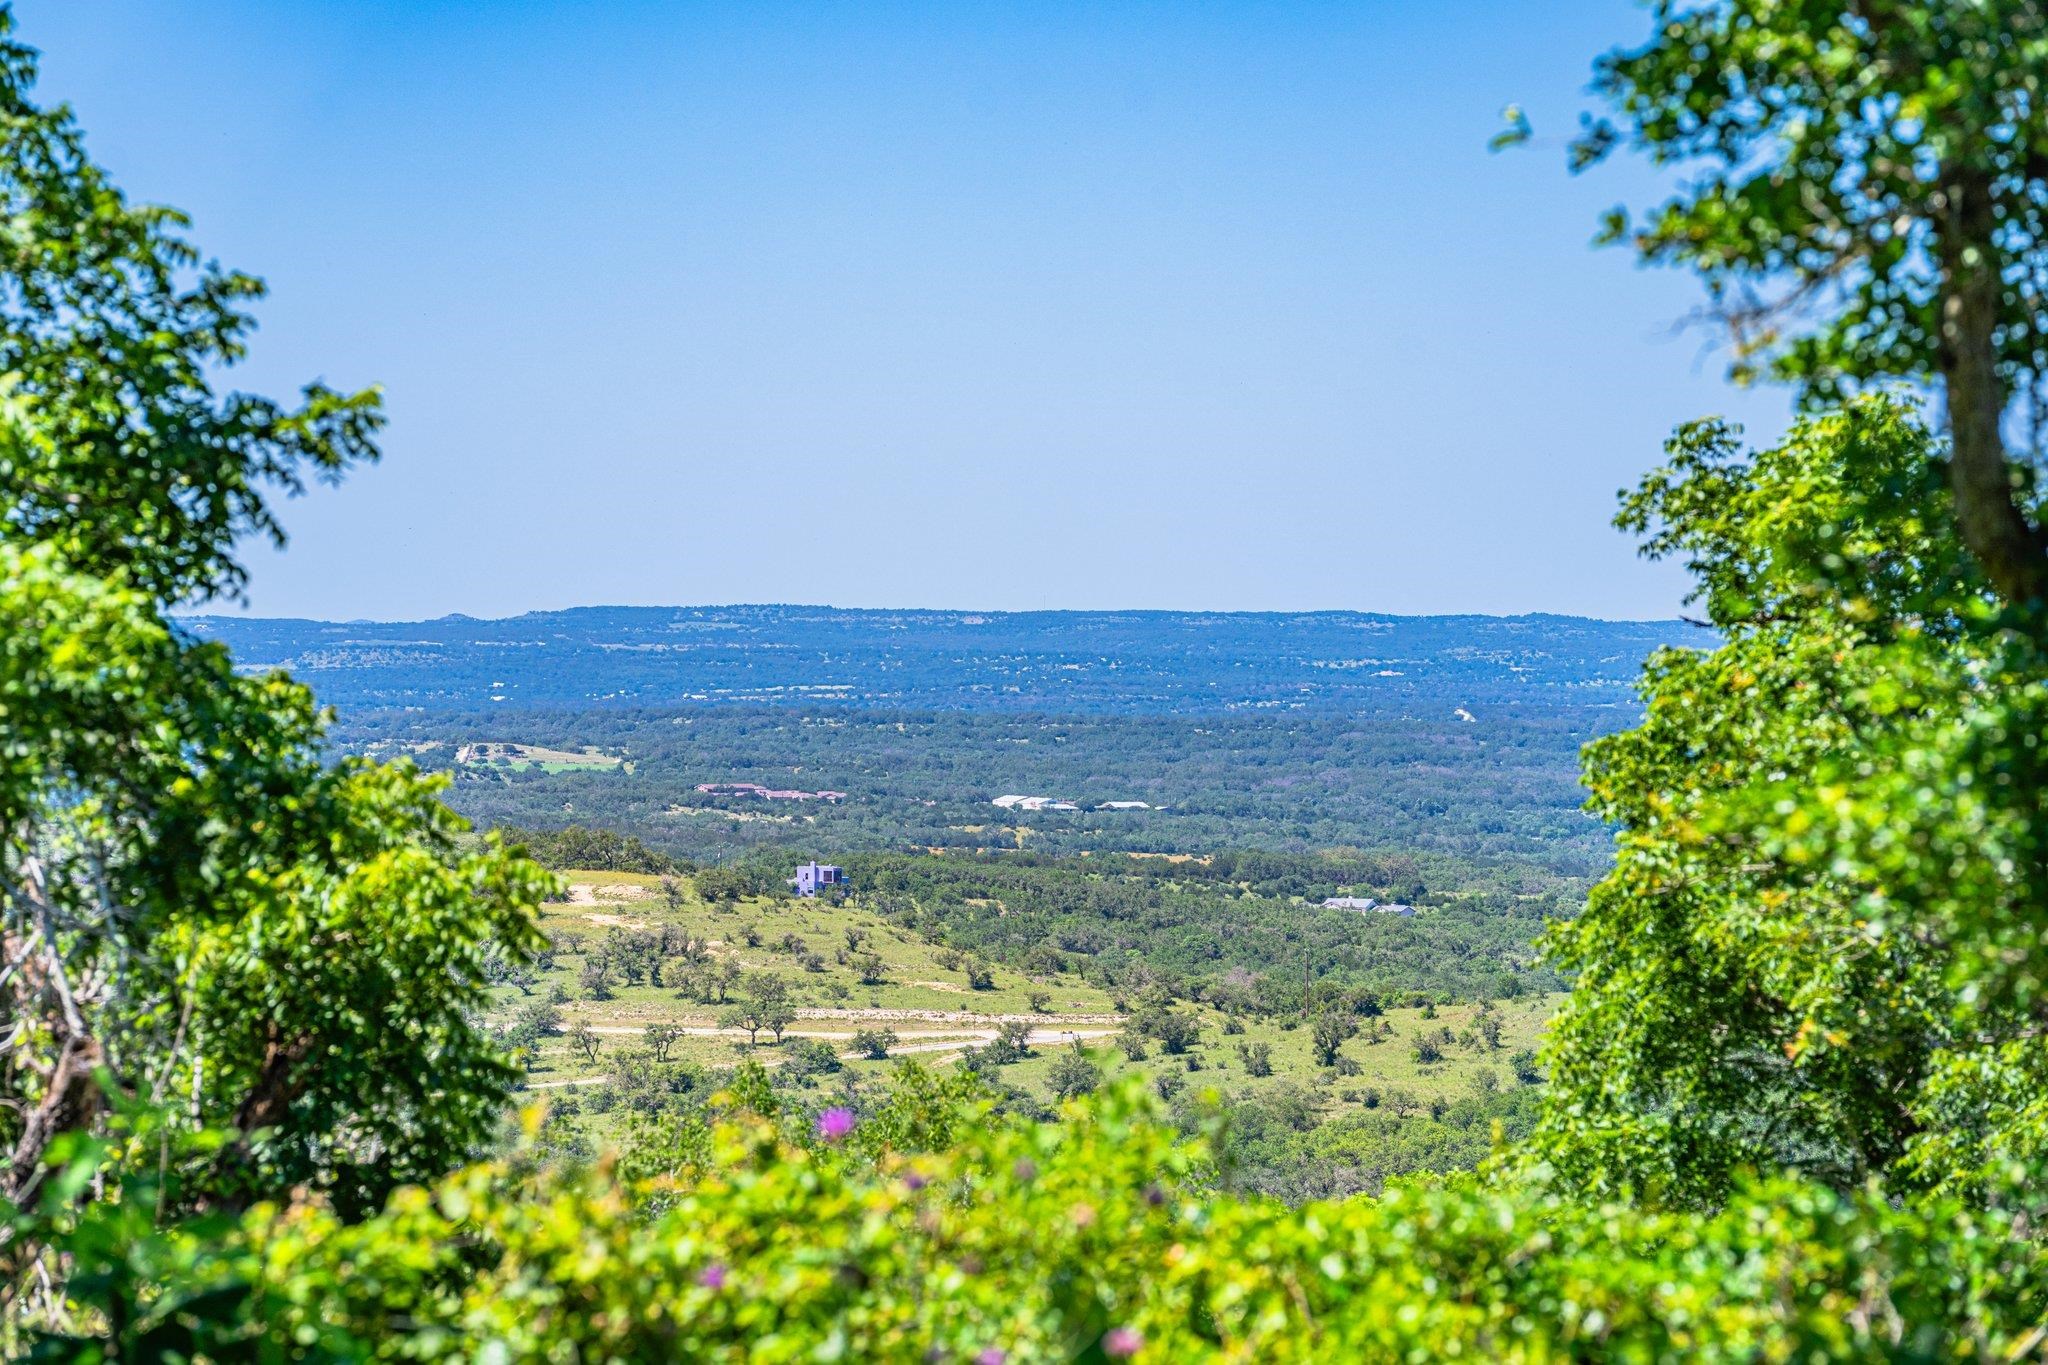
[182, 600, 1697, 627]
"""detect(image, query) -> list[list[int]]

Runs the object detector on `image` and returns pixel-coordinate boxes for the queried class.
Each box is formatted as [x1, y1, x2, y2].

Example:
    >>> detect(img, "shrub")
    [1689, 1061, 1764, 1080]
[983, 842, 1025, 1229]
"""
[694, 866, 750, 902]
[781, 1039, 841, 1080]
[1312, 1011, 1358, 1067]
[852, 1028, 897, 1061]
[983, 1020, 1034, 1064]
[45, 1077, 2041, 1362]
[1046, 1046, 1100, 1101]
[516, 999, 564, 1039]
[502, 824, 680, 875]
[1142, 1009, 1201, 1055]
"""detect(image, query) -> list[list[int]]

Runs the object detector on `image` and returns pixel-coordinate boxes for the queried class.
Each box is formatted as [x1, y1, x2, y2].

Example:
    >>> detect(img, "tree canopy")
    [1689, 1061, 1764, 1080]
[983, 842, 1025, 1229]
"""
[1525, 397, 2048, 1215]
[1558, 0, 2048, 603]
[0, 0, 550, 1285]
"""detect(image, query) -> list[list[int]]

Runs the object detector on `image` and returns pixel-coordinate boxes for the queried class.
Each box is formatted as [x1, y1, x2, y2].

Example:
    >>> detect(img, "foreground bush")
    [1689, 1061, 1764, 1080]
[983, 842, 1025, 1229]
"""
[28, 1074, 2042, 1362]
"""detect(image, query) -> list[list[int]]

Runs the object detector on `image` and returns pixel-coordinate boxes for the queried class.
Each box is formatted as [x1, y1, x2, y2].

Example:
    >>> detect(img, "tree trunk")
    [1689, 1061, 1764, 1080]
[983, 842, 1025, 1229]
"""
[233, 1027, 312, 1137]
[206, 1026, 313, 1208]
[5, 1031, 103, 1206]
[1938, 169, 2048, 605]
[3, 870, 109, 1209]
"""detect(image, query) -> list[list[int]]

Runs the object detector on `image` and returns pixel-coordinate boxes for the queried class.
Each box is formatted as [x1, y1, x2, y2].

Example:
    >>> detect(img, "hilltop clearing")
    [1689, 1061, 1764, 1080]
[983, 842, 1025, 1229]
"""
[497, 870, 1554, 1194]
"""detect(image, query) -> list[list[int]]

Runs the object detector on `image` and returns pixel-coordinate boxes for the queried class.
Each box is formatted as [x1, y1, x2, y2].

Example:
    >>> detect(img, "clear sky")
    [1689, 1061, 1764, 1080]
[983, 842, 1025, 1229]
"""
[21, 0, 1788, 621]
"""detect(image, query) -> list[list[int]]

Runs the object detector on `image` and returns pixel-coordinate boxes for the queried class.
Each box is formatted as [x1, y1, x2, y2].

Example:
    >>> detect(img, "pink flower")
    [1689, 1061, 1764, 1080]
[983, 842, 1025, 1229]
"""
[975, 1350, 1006, 1365]
[1103, 1325, 1142, 1357]
[816, 1106, 857, 1141]
[697, 1262, 728, 1290]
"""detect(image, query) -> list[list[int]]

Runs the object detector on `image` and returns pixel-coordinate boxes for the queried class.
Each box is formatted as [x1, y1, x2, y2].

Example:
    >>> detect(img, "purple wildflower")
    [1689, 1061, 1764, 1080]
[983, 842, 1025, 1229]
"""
[904, 1169, 928, 1191]
[816, 1106, 857, 1142]
[697, 1262, 728, 1290]
[1012, 1158, 1037, 1182]
[976, 1349, 1007, 1365]
[1103, 1326, 1142, 1358]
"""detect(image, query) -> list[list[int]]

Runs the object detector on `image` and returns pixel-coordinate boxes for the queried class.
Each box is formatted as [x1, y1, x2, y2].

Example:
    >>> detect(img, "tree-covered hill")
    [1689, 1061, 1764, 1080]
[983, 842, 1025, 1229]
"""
[185, 604, 1699, 713]
[352, 701, 1627, 871]
[209, 608, 1695, 873]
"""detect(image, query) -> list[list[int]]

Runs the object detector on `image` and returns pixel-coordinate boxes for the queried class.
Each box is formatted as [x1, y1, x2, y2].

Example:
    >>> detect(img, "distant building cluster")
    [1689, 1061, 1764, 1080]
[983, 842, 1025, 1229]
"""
[992, 795, 1152, 813]
[1321, 896, 1414, 917]
[697, 781, 847, 802]
[791, 861, 847, 897]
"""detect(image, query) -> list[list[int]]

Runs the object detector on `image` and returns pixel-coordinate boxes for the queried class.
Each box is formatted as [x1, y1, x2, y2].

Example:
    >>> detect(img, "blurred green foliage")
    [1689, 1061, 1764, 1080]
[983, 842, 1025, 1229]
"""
[0, 0, 550, 1327]
[23, 1073, 2045, 1361]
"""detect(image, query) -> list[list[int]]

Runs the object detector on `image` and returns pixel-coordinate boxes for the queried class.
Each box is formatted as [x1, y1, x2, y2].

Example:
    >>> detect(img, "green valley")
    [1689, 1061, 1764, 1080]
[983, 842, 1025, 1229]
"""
[10, 0, 2048, 1358]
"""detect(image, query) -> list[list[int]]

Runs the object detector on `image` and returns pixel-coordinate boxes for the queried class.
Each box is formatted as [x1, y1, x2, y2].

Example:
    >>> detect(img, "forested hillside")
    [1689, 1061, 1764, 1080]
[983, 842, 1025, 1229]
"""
[188, 605, 1696, 713]
[187, 605, 1696, 872]
[346, 701, 1624, 870]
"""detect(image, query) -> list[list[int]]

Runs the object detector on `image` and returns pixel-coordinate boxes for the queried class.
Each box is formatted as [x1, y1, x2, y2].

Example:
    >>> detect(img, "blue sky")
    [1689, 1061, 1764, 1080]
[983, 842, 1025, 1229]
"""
[22, 0, 1788, 621]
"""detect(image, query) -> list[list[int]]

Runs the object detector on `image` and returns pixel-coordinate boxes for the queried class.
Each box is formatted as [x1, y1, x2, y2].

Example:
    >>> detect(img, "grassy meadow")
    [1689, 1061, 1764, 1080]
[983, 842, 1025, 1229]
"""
[498, 870, 1553, 1123]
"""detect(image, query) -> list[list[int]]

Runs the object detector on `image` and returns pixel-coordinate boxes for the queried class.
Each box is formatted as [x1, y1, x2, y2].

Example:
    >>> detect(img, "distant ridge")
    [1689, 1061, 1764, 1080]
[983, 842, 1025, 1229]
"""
[186, 604, 1698, 715]
[193, 602, 1689, 628]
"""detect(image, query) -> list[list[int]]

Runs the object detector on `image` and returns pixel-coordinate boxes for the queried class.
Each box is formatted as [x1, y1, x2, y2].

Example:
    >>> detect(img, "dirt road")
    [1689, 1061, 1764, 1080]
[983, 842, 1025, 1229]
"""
[526, 1023, 1122, 1089]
